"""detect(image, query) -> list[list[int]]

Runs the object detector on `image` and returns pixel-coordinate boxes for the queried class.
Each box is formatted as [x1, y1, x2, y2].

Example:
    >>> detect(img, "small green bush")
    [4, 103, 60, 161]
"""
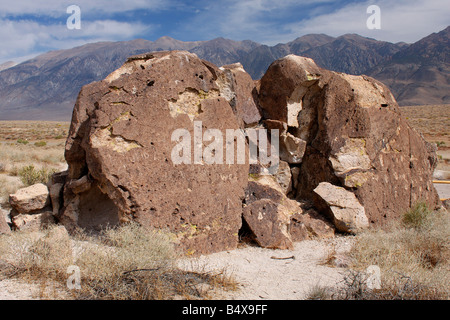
[16, 138, 29, 145]
[18, 165, 56, 186]
[402, 202, 432, 229]
[34, 141, 47, 147]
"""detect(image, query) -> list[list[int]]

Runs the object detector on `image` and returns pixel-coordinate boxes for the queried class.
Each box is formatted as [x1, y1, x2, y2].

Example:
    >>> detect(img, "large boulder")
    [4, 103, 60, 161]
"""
[259, 54, 440, 228]
[60, 51, 252, 254]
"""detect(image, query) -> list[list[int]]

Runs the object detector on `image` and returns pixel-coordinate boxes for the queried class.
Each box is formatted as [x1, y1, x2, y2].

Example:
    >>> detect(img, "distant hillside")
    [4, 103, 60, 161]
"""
[0, 27, 448, 120]
[0, 61, 16, 72]
[368, 26, 450, 105]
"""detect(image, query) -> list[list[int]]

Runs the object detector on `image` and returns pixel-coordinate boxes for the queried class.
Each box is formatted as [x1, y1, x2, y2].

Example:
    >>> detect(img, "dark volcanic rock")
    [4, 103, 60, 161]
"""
[258, 54, 441, 230]
[60, 51, 252, 254]
[243, 176, 335, 249]
[55, 49, 441, 253]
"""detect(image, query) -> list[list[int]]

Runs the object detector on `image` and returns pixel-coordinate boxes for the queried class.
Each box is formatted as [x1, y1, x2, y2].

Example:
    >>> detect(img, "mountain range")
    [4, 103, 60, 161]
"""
[0, 26, 448, 120]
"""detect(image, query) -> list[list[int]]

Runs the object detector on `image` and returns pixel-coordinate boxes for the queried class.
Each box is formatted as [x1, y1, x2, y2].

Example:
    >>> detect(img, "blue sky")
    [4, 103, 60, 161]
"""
[0, 0, 449, 64]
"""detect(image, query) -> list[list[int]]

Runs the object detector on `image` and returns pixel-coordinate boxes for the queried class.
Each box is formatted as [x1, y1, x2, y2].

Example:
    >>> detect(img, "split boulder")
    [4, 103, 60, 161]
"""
[259, 54, 440, 228]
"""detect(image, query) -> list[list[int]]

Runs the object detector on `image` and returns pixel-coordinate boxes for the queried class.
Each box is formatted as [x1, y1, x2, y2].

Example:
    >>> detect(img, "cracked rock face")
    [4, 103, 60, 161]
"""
[259, 54, 440, 228]
[61, 51, 251, 254]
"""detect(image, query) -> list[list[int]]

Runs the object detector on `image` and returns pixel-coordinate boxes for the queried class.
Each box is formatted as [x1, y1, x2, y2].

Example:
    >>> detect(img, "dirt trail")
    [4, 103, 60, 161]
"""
[180, 236, 354, 300]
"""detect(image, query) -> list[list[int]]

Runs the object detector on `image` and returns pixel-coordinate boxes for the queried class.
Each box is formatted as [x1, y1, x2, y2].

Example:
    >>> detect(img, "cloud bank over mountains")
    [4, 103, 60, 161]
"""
[0, 0, 449, 64]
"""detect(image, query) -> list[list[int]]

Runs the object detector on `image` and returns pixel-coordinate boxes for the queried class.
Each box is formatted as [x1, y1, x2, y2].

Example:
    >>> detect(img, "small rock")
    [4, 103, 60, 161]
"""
[313, 182, 369, 234]
[274, 160, 292, 195]
[11, 211, 55, 232]
[243, 199, 293, 250]
[280, 132, 307, 164]
[290, 209, 335, 240]
[244, 176, 297, 249]
[9, 183, 50, 214]
[66, 175, 91, 194]
[290, 167, 300, 190]
[443, 199, 450, 211]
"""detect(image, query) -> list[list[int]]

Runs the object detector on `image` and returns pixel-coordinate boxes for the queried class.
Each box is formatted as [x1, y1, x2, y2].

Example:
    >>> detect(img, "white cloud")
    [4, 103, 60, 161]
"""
[0, 18, 152, 63]
[0, 0, 171, 63]
[0, 0, 448, 64]
[180, 0, 449, 45]
[0, 0, 170, 17]
[284, 0, 450, 43]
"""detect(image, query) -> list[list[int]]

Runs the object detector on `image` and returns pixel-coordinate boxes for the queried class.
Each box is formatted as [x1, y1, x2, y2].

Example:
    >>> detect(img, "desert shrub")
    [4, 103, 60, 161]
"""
[402, 202, 432, 229]
[345, 206, 449, 300]
[308, 269, 446, 300]
[305, 284, 332, 300]
[16, 138, 29, 145]
[75, 223, 236, 299]
[34, 141, 47, 147]
[8, 165, 20, 177]
[0, 176, 22, 204]
[18, 165, 57, 186]
[0, 223, 236, 300]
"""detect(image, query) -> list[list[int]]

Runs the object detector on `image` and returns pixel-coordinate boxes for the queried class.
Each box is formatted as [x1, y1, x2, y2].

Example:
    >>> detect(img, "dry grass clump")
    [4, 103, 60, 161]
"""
[0, 143, 65, 173]
[0, 175, 23, 204]
[0, 223, 237, 300]
[0, 227, 72, 282]
[17, 165, 58, 186]
[307, 203, 449, 300]
[351, 204, 449, 272]
[0, 121, 68, 178]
